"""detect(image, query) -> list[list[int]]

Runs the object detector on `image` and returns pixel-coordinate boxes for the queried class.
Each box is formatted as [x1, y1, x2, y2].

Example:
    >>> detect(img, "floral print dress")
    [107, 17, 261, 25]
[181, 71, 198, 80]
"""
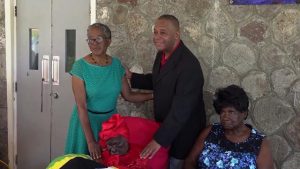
[198, 124, 264, 169]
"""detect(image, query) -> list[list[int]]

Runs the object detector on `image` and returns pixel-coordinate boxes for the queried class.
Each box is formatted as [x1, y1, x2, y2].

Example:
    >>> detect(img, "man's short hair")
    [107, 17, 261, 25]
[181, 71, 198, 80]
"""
[158, 14, 180, 30]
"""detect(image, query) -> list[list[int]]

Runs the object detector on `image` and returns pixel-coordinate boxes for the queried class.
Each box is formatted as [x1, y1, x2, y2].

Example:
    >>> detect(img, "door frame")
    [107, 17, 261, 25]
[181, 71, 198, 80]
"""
[5, 0, 96, 168]
[5, 0, 17, 168]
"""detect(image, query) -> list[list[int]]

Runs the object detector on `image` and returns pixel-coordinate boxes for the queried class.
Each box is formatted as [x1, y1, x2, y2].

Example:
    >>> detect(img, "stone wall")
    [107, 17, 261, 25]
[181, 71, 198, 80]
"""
[0, 0, 7, 166]
[96, 0, 300, 168]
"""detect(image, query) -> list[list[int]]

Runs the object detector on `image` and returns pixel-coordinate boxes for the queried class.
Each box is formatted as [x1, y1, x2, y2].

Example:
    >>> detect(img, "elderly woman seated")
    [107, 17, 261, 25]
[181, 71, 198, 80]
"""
[184, 85, 274, 169]
[98, 114, 169, 169]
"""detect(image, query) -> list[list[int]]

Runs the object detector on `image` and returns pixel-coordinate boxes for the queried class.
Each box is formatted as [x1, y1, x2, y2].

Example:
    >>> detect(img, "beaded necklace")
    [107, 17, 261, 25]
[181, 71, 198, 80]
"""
[90, 53, 109, 66]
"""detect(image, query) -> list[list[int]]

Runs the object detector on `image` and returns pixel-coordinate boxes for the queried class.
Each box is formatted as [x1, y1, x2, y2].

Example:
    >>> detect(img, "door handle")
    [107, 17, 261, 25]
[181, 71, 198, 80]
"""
[50, 92, 59, 99]
[42, 55, 50, 83]
[52, 56, 60, 85]
[41, 55, 50, 112]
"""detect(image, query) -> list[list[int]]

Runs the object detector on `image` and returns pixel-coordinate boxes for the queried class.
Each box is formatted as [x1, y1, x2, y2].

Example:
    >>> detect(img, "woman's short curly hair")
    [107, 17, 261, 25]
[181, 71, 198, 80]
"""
[213, 85, 249, 114]
[88, 23, 111, 40]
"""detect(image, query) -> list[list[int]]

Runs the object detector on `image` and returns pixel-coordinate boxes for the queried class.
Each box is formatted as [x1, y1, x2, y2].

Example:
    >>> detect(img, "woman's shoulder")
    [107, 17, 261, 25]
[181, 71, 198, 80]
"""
[111, 56, 122, 64]
[246, 124, 265, 138]
[202, 123, 224, 142]
[110, 56, 125, 69]
[73, 57, 86, 65]
[70, 58, 86, 70]
[211, 123, 223, 131]
[202, 125, 213, 133]
[199, 125, 214, 139]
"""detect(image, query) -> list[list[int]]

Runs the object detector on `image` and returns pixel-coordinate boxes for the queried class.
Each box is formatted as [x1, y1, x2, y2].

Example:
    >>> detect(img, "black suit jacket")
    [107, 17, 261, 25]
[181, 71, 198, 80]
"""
[131, 41, 206, 159]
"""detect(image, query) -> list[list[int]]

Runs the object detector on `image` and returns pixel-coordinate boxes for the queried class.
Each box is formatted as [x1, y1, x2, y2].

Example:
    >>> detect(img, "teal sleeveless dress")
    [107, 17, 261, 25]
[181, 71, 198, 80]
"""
[64, 56, 125, 154]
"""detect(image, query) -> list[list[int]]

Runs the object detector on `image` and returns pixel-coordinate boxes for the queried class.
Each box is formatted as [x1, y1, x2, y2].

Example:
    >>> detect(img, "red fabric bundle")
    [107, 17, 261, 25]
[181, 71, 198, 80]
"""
[99, 114, 169, 169]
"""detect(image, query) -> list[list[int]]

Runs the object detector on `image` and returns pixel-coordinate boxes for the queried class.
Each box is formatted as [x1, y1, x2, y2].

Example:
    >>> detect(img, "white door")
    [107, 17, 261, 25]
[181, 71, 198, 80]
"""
[16, 0, 90, 168]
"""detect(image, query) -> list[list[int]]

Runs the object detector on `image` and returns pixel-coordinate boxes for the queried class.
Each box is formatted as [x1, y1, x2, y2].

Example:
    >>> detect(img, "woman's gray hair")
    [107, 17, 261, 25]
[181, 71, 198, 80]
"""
[88, 23, 111, 39]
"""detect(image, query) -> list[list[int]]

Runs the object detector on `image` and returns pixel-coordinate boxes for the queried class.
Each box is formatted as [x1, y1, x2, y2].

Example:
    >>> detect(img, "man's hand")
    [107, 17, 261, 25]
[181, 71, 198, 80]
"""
[125, 66, 132, 79]
[140, 139, 161, 159]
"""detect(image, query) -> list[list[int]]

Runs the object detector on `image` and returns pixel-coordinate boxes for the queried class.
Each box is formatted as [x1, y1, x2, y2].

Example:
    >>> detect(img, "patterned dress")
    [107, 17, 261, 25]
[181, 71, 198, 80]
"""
[65, 56, 125, 154]
[198, 124, 265, 169]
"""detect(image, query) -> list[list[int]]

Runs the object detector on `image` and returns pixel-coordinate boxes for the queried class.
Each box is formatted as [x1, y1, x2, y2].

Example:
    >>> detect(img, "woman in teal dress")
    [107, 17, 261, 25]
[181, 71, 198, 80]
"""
[64, 23, 153, 160]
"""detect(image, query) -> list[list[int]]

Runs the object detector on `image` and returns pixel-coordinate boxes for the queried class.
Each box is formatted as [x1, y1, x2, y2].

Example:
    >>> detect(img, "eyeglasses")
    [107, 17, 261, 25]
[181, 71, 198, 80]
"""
[86, 36, 105, 44]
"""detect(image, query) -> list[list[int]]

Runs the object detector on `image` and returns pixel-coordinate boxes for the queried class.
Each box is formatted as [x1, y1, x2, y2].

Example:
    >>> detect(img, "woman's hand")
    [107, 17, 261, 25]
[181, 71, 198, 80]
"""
[88, 141, 102, 160]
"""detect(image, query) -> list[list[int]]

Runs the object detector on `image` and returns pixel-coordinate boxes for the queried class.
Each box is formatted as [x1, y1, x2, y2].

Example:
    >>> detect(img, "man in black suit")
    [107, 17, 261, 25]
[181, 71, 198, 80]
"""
[128, 14, 206, 169]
